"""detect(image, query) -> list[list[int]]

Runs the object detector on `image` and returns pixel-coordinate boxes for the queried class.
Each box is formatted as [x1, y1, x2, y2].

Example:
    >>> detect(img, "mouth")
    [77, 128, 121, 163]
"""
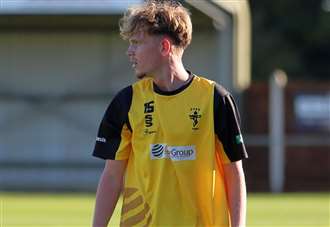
[137, 73, 146, 79]
[132, 62, 137, 69]
[130, 58, 137, 69]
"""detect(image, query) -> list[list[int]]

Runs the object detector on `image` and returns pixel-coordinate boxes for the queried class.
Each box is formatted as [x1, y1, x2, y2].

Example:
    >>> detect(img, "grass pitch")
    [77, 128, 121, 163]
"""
[0, 192, 329, 226]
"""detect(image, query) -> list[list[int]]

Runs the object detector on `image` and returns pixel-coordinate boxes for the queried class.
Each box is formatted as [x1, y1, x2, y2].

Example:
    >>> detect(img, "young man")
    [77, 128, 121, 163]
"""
[92, 1, 248, 226]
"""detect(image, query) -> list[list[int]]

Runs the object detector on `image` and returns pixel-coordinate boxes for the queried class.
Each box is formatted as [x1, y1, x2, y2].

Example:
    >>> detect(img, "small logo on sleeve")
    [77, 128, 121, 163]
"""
[235, 134, 244, 145]
[96, 137, 106, 143]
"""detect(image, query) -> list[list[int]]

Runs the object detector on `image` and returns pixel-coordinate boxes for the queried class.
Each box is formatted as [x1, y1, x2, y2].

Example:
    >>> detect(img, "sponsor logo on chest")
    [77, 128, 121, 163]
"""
[150, 144, 196, 161]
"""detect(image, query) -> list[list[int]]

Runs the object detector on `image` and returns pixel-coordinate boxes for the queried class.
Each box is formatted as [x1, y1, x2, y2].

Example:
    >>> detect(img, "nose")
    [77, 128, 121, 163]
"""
[126, 45, 135, 57]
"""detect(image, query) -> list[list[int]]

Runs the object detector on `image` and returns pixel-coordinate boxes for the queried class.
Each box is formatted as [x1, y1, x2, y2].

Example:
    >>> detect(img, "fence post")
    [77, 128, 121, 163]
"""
[269, 69, 287, 193]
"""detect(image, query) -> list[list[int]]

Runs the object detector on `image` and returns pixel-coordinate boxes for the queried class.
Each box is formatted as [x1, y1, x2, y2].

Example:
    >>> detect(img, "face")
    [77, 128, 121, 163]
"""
[127, 30, 163, 79]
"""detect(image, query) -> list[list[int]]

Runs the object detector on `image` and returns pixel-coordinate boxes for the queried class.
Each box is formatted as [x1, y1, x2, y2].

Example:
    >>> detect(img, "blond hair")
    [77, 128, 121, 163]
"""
[119, 0, 192, 49]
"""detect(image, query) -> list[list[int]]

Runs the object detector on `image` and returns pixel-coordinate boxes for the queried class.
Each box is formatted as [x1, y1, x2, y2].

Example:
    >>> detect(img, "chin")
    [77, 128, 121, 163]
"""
[136, 72, 147, 79]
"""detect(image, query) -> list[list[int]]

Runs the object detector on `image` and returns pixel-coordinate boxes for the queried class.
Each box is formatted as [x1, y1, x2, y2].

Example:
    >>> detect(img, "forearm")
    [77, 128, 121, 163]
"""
[92, 160, 127, 227]
[227, 176, 246, 227]
[224, 161, 247, 227]
[92, 169, 123, 227]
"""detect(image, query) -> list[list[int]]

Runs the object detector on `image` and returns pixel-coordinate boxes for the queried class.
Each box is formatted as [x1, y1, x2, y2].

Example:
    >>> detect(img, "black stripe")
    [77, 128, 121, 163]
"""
[213, 83, 248, 162]
[93, 85, 133, 160]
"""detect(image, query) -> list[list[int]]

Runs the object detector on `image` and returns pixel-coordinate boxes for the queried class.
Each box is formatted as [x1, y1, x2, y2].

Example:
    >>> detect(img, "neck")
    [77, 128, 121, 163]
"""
[152, 58, 190, 92]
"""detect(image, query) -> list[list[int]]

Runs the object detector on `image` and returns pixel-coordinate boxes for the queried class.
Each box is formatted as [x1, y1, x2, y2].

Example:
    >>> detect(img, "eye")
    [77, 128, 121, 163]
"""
[129, 40, 139, 45]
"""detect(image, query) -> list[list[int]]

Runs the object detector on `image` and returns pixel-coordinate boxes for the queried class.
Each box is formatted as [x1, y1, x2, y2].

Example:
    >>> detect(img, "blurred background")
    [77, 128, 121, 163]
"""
[0, 0, 329, 226]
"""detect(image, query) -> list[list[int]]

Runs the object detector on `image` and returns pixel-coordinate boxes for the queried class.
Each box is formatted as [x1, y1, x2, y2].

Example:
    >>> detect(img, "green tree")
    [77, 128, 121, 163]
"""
[250, 0, 330, 81]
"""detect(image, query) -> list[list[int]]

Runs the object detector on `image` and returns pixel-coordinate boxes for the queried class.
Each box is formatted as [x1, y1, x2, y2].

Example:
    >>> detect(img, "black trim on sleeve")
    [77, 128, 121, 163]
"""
[93, 85, 133, 160]
[214, 83, 248, 162]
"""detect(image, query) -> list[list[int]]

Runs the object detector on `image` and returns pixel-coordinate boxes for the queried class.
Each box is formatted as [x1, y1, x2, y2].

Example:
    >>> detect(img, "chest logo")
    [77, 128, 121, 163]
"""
[189, 107, 201, 130]
[143, 101, 156, 135]
[144, 101, 154, 127]
[150, 144, 196, 161]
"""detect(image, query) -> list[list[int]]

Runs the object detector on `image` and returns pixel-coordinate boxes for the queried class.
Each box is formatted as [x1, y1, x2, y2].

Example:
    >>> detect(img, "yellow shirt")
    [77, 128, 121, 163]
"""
[94, 74, 247, 226]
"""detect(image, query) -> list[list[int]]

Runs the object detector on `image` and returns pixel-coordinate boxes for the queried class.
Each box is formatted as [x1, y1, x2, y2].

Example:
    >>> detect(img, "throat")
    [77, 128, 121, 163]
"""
[154, 72, 192, 92]
[153, 73, 193, 95]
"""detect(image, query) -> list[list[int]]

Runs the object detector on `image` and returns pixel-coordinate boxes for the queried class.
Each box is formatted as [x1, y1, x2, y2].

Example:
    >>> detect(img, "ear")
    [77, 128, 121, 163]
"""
[160, 37, 171, 56]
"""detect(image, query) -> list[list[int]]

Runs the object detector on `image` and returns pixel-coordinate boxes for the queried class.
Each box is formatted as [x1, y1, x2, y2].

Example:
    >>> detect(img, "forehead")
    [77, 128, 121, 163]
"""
[129, 29, 161, 43]
[129, 30, 146, 41]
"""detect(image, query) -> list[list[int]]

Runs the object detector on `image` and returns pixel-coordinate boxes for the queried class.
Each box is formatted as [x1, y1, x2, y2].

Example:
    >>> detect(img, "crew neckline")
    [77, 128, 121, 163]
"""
[153, 71, 194, 96]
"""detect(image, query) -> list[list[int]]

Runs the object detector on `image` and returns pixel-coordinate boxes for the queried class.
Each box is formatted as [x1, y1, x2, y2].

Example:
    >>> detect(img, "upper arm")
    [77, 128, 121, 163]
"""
[93, 86, 133, 160]
[223, 161, 246, 194]
[223, 160, 244, 178]
[103, 159, 128, 180]
[214, 84, 248, 163]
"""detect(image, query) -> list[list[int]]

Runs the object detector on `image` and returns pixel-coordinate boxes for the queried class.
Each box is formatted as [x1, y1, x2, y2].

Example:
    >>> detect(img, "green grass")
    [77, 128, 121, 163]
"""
[247, 193, 329, 227]
[0, 192, 329, 226]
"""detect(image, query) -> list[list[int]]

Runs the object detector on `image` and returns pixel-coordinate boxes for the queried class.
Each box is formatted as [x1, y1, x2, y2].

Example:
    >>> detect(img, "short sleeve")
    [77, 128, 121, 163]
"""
[214, 84, 248, 163]
[93, 86, 133, 160]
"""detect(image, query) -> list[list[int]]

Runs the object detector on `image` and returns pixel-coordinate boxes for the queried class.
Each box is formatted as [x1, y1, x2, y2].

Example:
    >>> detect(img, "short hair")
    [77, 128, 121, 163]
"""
[119, 0, 192, 49]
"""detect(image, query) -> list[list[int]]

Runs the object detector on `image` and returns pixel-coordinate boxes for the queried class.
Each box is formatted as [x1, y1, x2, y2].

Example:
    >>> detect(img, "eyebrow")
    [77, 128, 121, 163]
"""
[128, 39, 136, 44]
[129, 37, 143, 44]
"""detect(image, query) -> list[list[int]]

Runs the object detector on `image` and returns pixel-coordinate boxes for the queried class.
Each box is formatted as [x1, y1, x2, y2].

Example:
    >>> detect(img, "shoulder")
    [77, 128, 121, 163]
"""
[193, 75, 230, 98]
[131, 78, 153, 91]
[214, 82, 230, 98]
[213, 82, 237, 116]
[116, 78, 152, 98]
[193, 75, 215, 87]
[190, 75, 216, 96]
[115, 85, 133, 103]
[102, 85, 133, 130]
[112, 78, 153, 108]
[105, 85, 133, 117]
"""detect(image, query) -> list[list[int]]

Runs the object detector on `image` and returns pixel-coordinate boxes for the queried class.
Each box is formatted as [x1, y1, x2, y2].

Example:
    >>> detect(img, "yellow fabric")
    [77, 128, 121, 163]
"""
[115, 123, 132, 160]
[117, 76, 231, 226]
